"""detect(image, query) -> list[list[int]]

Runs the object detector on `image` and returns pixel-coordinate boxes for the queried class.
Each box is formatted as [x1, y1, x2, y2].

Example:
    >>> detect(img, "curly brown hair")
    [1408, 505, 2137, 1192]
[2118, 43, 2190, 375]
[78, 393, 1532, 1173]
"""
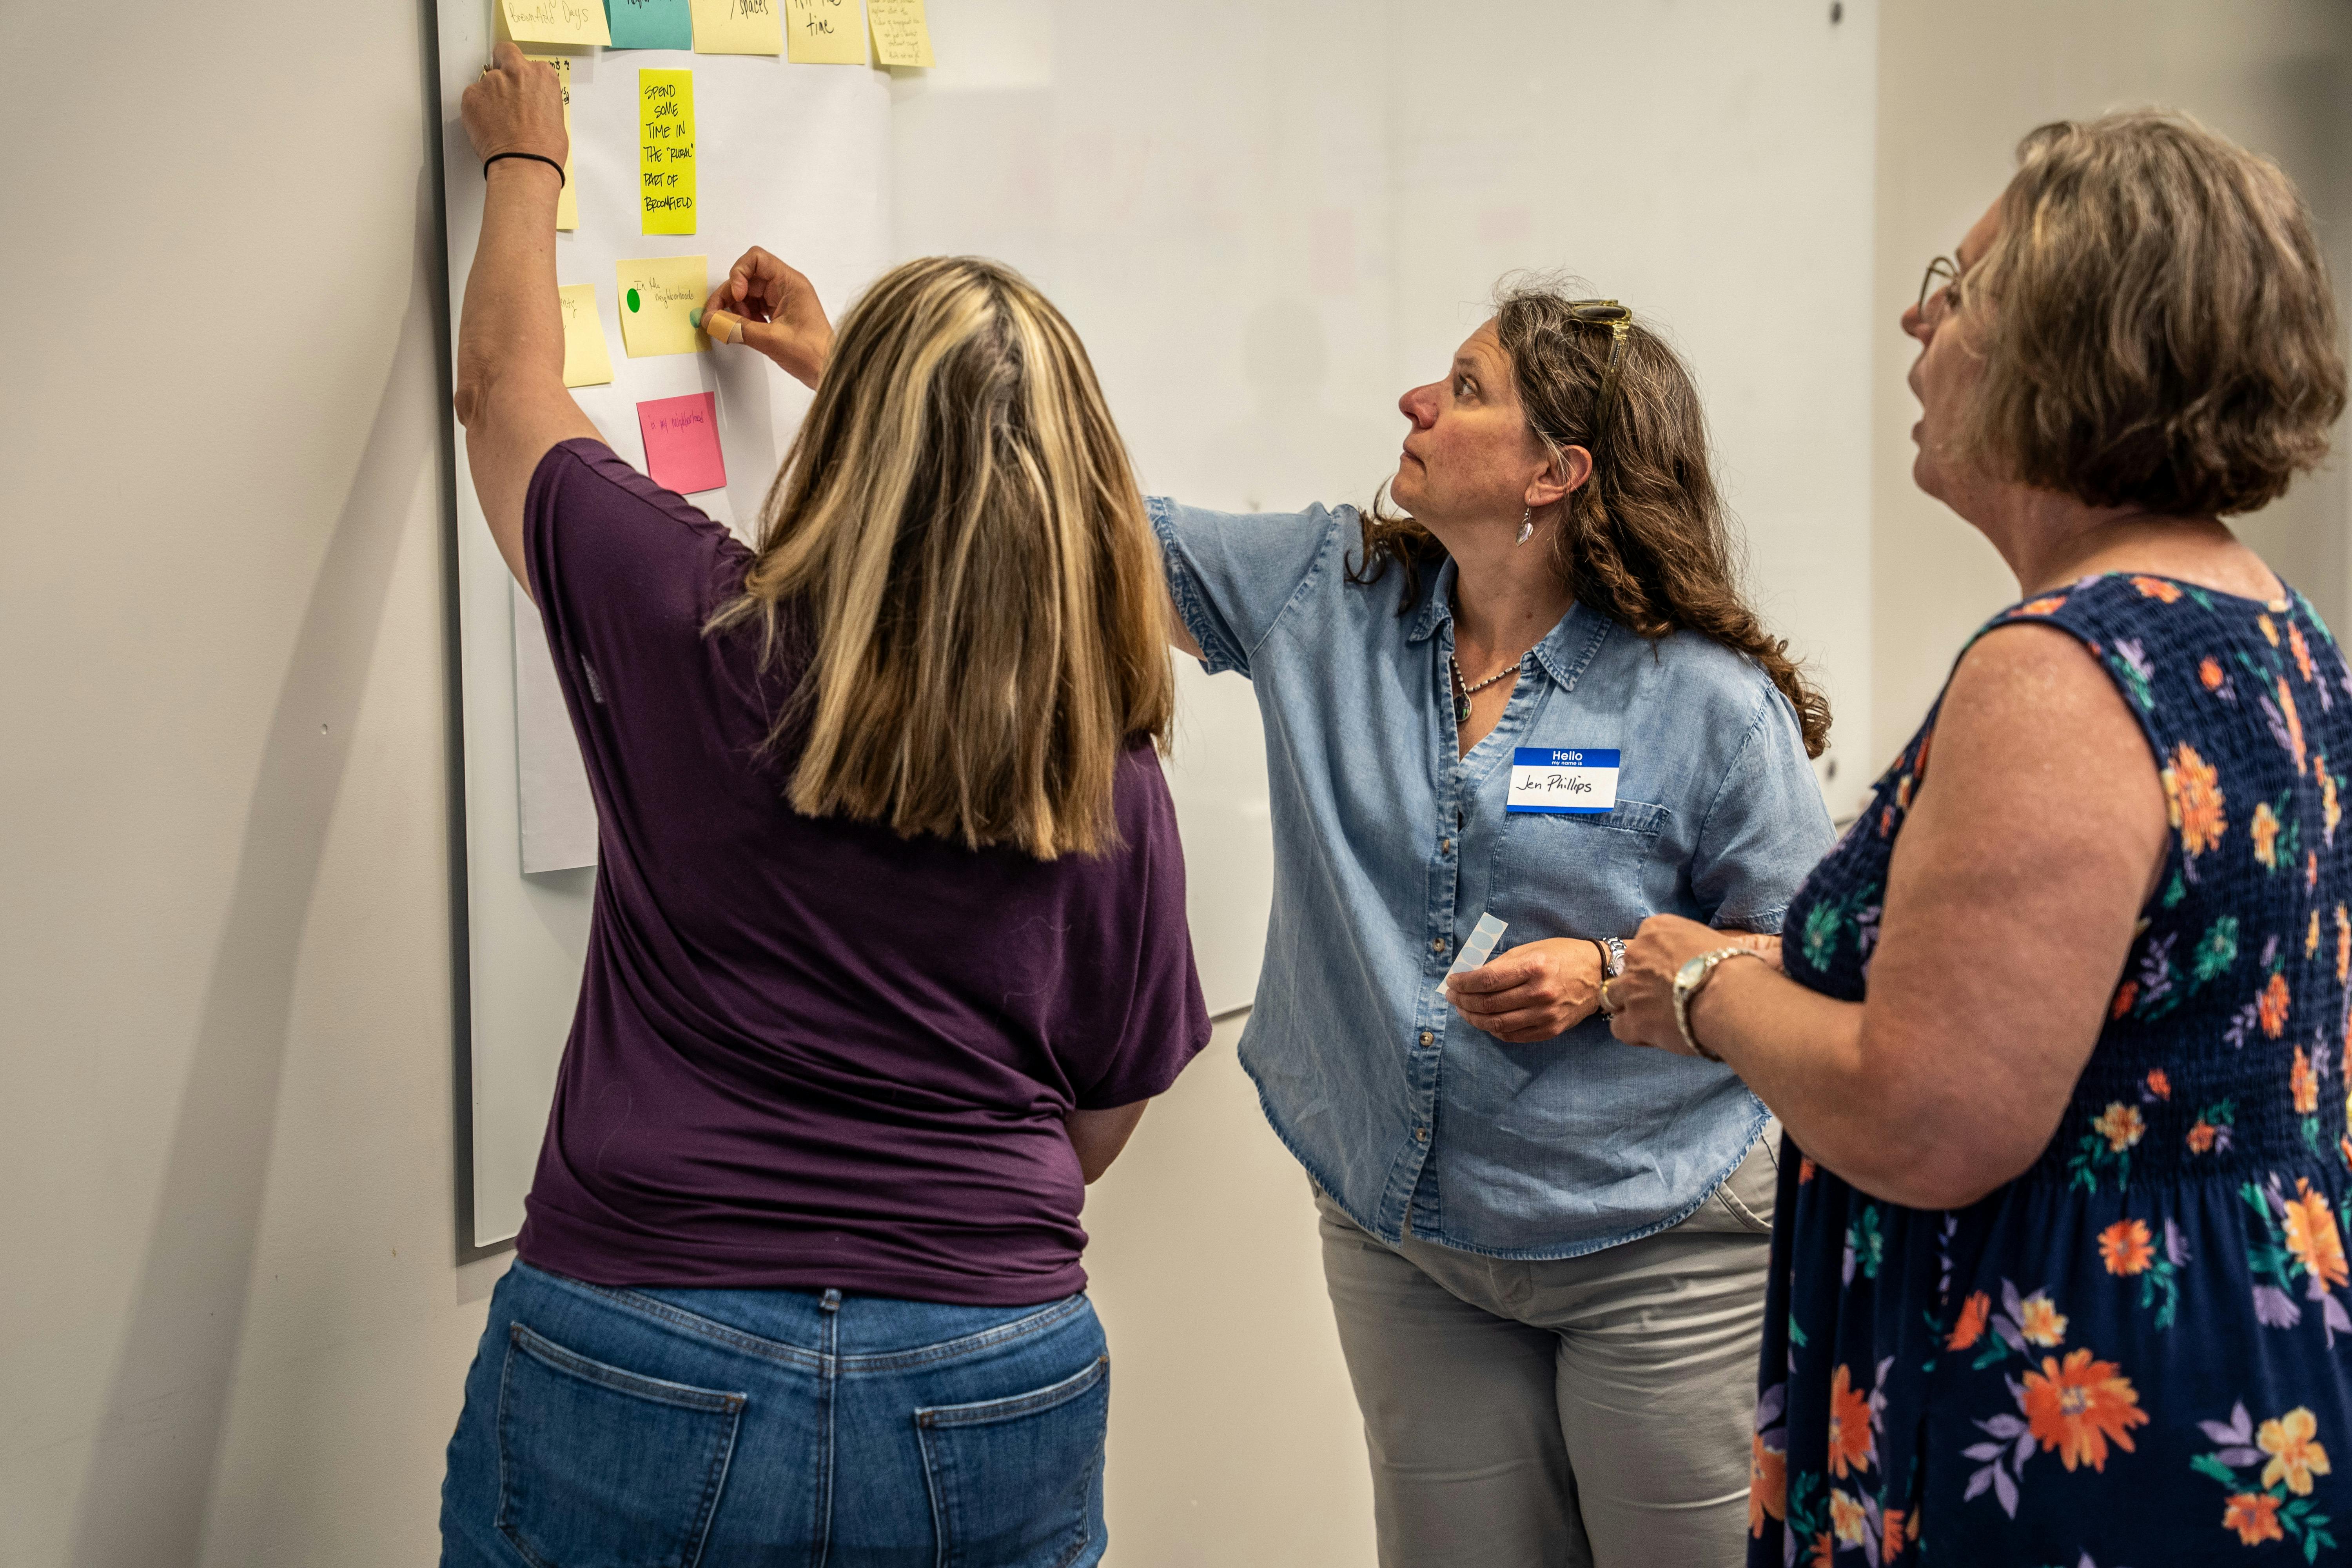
[1964, 111, 2346, 516]
[1348, 278, 1832, 758]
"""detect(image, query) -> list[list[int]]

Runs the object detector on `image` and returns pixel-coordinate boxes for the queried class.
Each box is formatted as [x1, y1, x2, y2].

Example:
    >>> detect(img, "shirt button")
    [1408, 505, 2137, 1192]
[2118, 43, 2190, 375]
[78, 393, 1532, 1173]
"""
[1415, 1127, 1430, 1143]
[1439, 838, 1452, 853]
[1418, 1030, 1433, 1046]
[1431, 937, 1447, 953]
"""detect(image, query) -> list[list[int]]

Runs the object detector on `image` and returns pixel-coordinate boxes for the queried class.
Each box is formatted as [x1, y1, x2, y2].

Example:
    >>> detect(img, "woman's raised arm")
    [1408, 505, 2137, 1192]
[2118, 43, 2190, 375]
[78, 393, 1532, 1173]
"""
[453, 43, 603, 595]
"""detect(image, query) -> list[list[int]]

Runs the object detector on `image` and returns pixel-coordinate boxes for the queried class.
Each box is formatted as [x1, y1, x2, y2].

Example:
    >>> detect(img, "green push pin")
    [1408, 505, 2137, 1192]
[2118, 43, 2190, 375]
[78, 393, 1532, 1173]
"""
[626, 288, 641, 313]
[688, 307, 704, 328]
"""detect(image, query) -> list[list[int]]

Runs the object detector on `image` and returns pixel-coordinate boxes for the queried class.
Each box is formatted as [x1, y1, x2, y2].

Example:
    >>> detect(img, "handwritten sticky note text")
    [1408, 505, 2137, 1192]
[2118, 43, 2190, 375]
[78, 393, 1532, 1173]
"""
[638, 69, 697, 235]
[690, 0, 783, 54]
[558, 285, 615, 386]
[639, 393, 726, 493]
[785, 0, 867, 63]
[615, 256, 708, 356]
[500, 0, 610, 46]
[866, 0, 932, 67]
[606, 0, 693, 49]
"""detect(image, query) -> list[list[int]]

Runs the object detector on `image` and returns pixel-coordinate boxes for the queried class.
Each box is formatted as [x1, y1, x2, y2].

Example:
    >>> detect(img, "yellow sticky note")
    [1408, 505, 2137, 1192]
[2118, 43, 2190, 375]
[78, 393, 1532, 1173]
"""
[524, 58, 579, 230]
[499, 0, 610, 46]
[690, 0, 783, 54]
[638, 70, 697, 236]
[616, 256, 709, 357]
[558, 285, 615, 386]
[523, 52, 572, 96]
[784, 0, 867, 63]
[866, 0, 932, 67]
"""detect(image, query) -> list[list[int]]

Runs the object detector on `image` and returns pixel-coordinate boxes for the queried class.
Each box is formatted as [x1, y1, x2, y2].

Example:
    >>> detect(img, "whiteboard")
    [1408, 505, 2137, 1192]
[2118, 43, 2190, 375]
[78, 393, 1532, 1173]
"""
[436, 3, 1271, 1254]
[439, 0, 1877, 1255]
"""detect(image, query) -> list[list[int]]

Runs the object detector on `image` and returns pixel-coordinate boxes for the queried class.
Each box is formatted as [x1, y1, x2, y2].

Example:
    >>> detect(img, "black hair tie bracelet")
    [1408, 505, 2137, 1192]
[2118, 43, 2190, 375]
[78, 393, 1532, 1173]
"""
[483, 151, 565, 186]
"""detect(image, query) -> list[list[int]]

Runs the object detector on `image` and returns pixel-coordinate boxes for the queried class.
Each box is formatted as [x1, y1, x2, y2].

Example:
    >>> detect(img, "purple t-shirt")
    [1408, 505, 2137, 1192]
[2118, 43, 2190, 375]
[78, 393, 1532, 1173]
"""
[513, 439, 1210, 1305]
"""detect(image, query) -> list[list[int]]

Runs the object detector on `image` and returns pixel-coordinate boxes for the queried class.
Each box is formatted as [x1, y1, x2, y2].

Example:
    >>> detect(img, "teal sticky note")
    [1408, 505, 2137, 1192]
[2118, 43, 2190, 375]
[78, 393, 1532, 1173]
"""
[605, 0, 693, 49]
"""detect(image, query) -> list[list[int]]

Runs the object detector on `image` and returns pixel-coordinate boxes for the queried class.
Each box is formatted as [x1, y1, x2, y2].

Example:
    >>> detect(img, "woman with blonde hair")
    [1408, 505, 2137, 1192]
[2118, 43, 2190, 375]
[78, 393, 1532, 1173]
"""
[1608, 111, 2352, 1564]
[439, 47, 1207, 1565]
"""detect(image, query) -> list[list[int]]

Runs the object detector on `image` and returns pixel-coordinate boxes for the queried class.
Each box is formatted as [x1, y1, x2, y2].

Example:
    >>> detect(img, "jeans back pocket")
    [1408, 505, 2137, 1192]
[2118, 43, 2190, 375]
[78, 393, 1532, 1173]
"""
[496, 1321, 745, 1568]
[916, 1354, 1109, 1568]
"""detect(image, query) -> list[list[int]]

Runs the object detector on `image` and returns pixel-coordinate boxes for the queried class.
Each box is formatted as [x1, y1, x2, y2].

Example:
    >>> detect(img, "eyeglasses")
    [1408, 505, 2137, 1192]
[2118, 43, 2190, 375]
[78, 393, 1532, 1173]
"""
[1567, 298, 1633, 442]
[1916, 255, 1965, 318]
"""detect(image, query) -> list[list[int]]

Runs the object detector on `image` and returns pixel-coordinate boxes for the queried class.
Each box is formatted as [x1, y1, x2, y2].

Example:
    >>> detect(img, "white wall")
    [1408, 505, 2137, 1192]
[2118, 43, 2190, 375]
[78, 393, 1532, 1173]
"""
[896, 0, 1882, 818]
[0, 2, 495, 1562]
[1082, 1016, 1377, 1565]
[1869, 0, 2352, 771]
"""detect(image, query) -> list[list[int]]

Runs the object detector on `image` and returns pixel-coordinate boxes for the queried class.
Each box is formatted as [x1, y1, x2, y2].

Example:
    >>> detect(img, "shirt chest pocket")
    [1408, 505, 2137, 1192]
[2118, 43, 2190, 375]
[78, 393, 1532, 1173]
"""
[1486, 798, 1670, 940]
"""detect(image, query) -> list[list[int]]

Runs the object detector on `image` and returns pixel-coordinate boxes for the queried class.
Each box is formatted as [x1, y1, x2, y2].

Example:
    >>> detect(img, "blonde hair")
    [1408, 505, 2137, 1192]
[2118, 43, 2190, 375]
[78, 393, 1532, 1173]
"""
[708, 256, 1175, 860]
[1964, 110, 2345, 515]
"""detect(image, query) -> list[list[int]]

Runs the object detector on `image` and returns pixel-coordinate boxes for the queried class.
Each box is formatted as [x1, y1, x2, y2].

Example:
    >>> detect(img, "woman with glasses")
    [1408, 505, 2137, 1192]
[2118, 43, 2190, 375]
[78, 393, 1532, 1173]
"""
[1608, 111, 2352, 1564]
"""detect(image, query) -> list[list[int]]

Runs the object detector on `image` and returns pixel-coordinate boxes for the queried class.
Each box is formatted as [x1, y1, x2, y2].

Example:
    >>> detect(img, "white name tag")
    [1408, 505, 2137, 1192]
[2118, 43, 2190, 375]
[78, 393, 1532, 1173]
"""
[1507, 747, 1619, 815]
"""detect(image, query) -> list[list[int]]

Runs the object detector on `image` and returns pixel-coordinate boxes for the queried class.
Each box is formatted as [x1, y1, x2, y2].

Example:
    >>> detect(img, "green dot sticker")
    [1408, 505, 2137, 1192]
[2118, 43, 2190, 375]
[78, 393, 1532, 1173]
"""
[626, 288, 641, 312]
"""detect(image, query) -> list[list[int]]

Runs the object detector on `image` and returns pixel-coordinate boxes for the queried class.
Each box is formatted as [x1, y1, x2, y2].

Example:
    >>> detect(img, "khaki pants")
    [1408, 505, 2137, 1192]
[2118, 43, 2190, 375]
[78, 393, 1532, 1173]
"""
[1315, 1129, 1777, 1568]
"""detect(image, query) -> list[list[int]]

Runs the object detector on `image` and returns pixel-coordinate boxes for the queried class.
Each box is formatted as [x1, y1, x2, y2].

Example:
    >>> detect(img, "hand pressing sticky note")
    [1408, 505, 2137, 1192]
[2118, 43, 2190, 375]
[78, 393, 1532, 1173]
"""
[866, 0, 932, 67]
[638, 69, 696, 236]
[690, 0, 782, 54]
[500, 0, 610, 46]
[615, 256, 708, 356]
[784, 0, 867, 63]
[557, 284, 614, 387]
[606, 0, 693, 49]
[639, 393, 726, 494]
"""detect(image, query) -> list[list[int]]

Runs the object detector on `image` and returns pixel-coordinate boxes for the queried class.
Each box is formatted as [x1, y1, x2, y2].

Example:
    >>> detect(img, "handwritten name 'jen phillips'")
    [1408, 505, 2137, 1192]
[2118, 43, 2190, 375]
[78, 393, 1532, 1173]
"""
[1512, 771, 1595, 798]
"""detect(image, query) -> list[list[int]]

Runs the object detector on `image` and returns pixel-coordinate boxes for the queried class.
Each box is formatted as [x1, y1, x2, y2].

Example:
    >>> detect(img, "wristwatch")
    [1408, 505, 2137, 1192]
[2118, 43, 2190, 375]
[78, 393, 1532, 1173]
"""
[1591, 936, 1626, 980]
[1590, 937, 1627, 1015]
[1671, 947, 1761, 1062]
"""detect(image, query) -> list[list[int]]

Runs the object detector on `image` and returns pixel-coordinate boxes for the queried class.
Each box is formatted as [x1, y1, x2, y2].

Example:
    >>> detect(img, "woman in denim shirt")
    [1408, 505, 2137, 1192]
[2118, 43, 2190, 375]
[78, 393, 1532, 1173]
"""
[1153, 283, 1835, 1566]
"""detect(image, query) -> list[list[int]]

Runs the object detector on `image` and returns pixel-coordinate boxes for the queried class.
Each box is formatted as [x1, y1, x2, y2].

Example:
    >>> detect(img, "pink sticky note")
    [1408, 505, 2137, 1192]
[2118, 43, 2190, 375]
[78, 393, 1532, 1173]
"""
[637, 392, 726, 494]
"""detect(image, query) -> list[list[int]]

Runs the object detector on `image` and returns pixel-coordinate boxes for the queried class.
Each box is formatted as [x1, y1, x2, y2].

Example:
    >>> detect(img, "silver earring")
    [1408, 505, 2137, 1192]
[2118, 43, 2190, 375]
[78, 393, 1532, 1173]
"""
[1515, 508, 1535, 546]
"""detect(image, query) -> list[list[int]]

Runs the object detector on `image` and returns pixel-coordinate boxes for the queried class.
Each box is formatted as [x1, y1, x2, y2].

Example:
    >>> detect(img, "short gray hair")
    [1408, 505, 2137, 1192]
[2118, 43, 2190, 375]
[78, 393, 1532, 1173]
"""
[1964, 109, 2345, 517]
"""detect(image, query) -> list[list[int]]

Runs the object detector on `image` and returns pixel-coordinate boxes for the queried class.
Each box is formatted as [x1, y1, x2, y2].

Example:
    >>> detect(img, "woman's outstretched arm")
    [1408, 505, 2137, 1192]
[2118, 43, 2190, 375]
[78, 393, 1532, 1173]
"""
[453, 42, 602, 595]
[1608, 623, 2168, 1209]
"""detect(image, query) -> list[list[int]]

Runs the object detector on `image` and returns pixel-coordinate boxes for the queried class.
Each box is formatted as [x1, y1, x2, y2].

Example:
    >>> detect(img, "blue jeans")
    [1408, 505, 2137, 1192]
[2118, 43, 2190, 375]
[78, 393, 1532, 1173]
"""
[441, 1261, 1109, 1567]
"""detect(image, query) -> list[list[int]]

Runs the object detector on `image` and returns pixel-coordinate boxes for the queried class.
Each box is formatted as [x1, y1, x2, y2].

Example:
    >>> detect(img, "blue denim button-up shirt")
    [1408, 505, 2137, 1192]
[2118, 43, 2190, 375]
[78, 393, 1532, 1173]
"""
[1154, 497, 1835, 1257]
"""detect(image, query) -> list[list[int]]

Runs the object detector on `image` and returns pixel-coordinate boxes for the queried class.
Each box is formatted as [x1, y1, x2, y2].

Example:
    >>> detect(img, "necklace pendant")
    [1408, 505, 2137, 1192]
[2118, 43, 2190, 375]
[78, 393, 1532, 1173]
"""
[1454, 694, 1472, 725]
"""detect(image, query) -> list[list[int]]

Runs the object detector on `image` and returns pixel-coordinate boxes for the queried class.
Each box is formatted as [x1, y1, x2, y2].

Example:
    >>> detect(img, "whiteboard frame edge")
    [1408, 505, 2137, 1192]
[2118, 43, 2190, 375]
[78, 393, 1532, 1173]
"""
[423, 0, 516, 1267]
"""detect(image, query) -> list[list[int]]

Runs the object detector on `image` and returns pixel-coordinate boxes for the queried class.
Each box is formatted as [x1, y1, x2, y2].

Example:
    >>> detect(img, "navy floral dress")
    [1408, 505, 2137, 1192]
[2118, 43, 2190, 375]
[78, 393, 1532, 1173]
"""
[1751, 575, 2352, 1567]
